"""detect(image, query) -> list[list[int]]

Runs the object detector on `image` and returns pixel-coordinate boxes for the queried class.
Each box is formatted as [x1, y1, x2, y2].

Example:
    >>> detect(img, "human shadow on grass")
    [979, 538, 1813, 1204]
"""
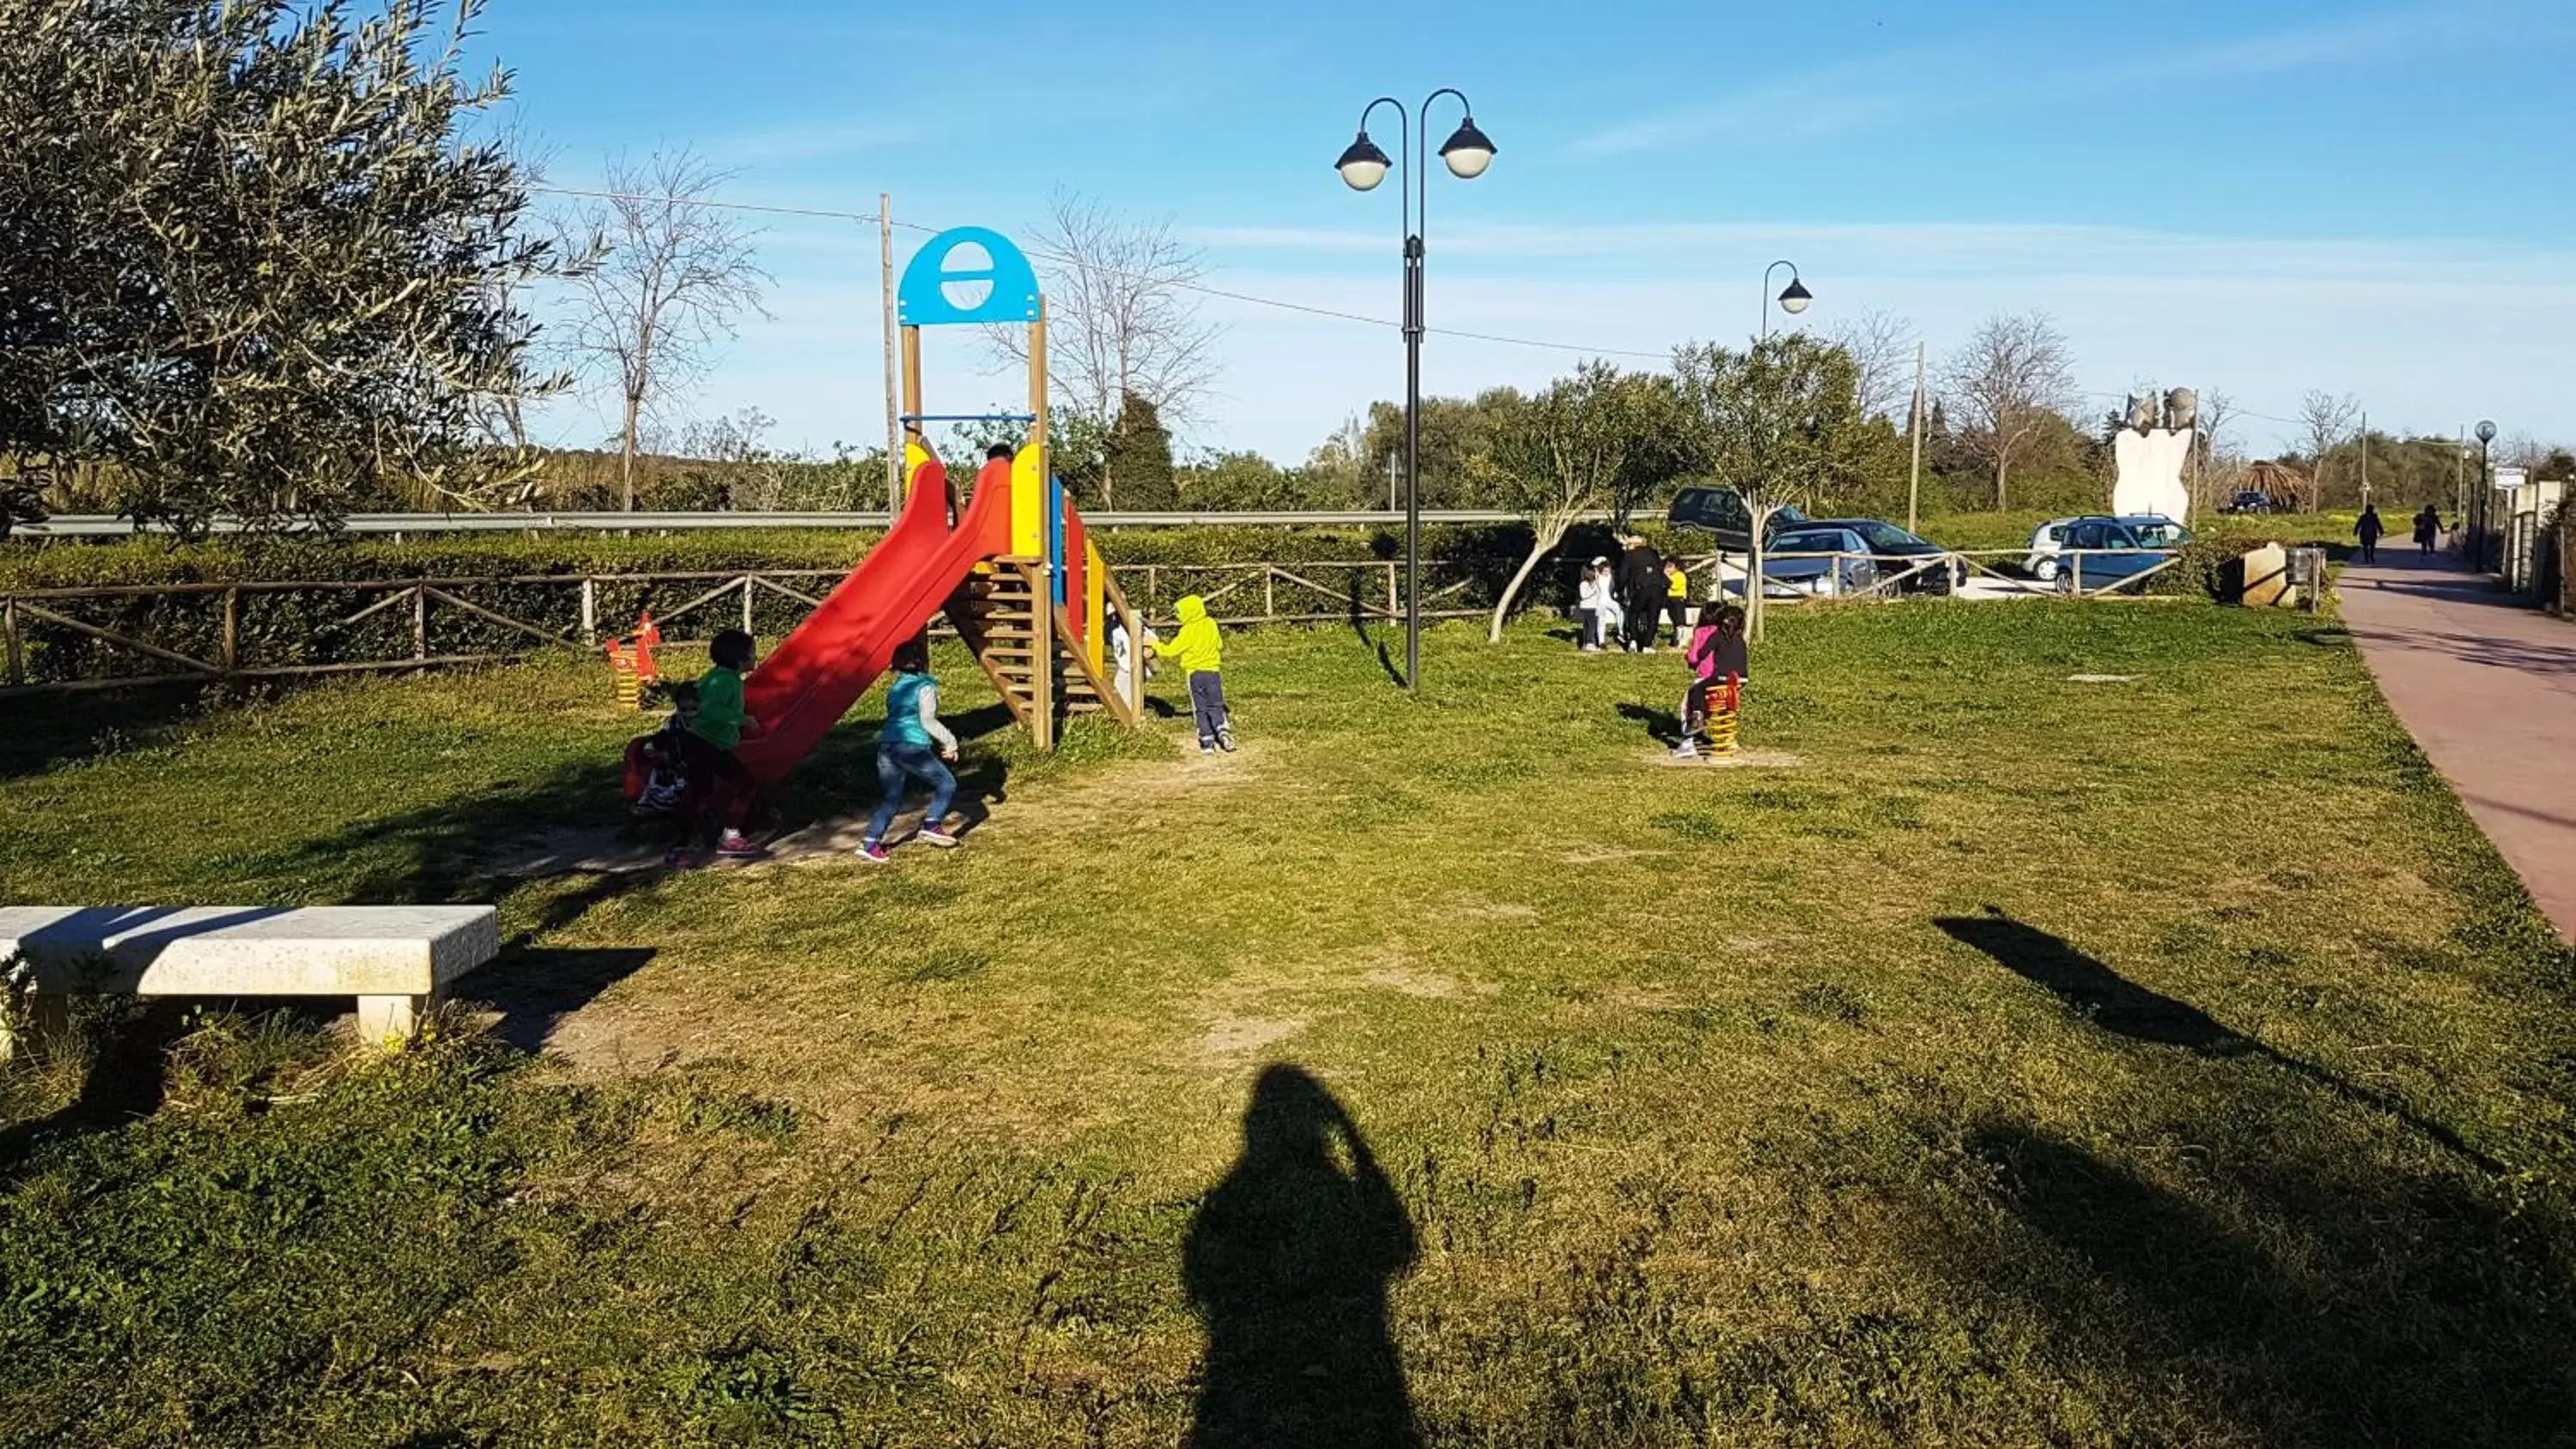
[1936, 910, 2501, 1172]
[1184, 1064, 1421, 1449]
[1963, 1122, 2572, 1445]
[1616, 700, 1682, 746]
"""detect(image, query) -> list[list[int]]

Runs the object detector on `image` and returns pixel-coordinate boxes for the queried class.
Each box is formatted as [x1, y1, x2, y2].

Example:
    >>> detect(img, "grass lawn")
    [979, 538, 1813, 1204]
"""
[1, 601, 2570, 1447]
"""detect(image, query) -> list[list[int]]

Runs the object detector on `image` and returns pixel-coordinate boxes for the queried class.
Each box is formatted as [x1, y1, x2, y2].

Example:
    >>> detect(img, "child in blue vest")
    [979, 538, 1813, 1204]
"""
[857, 637, 963, 862]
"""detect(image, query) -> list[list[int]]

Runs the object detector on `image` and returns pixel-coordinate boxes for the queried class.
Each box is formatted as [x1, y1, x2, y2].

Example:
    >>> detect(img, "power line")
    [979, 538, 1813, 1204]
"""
[533, 184, 1670, 360]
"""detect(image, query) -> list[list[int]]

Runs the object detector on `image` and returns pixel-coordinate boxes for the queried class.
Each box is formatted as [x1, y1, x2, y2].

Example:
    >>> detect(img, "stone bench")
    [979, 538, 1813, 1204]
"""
[0, 906, 499, 1058]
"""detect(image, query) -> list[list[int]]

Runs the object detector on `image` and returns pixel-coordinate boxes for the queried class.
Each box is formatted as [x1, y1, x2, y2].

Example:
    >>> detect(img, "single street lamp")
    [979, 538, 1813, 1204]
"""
[1762, 259, 1810, 338]
[2475, 418, 2498, 572]
[1336, 88, 1495, 693]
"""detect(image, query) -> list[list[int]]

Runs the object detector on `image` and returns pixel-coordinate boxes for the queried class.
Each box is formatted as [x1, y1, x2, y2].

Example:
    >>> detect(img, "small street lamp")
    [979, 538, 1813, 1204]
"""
[2474, 419, 2499, 572]
[1335, 88, 1496, 693]
[1762, 260, 1810, 338]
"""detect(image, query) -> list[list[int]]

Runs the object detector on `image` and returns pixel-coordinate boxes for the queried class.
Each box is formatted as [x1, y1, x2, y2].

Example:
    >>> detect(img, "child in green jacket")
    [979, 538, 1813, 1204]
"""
[1152, 595, 1233, 754]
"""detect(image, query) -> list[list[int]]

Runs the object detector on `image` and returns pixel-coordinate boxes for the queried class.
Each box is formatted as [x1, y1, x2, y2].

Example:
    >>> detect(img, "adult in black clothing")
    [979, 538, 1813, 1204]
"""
[2413, 505, 2442, 555]
[2354, 505, 2385, 565]
[1616, 537, 1665, 652]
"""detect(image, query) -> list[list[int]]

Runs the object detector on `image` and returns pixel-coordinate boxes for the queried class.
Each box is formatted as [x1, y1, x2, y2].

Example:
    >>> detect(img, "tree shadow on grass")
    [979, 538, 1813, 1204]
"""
[1962, 1122, 2572, 1446]
[1184, 1064, 1420, 1448]
[0, 682, 222, 782]
[1935, 909, 2501, 1173]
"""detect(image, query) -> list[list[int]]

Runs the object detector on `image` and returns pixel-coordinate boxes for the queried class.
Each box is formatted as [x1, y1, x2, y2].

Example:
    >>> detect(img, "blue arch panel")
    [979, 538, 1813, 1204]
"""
[898, 227, 1043, 326]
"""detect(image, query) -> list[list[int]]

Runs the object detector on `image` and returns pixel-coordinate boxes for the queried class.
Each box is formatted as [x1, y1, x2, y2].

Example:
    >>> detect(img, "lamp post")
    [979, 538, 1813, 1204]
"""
[1337, 89, 1496, 693]
[2475, 419, 2498, 572]
[1761, 259, 1811, 339]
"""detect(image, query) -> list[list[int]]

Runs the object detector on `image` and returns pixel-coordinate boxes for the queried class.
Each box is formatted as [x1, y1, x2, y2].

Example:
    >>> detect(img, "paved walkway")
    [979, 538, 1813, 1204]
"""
[2336, 552, 2576, 944]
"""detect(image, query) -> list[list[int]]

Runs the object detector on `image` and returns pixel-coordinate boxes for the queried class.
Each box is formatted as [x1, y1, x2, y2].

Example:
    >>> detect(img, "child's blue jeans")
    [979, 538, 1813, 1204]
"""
[866, 743, 957, 843]
[1188, 670, 1230, 746]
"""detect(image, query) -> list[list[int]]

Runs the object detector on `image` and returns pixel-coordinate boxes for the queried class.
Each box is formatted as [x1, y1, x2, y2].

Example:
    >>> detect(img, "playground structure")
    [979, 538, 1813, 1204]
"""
[712, 227, 1145, 781]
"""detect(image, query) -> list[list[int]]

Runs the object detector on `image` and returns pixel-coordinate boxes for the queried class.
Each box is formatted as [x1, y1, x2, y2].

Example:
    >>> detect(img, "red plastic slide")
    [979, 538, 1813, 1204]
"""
[732, 450, 1011, 785]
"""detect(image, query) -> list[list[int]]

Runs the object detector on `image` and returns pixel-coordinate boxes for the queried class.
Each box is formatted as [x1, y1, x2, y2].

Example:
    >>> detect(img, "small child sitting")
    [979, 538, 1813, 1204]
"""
[623, 682, 699, 818]
[1675, 603, 1749, 760]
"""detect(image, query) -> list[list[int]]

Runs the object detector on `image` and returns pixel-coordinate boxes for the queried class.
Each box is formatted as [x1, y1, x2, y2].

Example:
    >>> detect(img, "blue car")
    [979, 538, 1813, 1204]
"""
[2052, 518, 2178, 593]
[1758, 525, 1880, 598]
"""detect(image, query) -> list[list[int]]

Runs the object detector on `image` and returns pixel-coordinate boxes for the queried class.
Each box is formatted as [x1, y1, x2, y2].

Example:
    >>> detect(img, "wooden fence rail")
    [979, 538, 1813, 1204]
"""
[0, 549, 2177, 697]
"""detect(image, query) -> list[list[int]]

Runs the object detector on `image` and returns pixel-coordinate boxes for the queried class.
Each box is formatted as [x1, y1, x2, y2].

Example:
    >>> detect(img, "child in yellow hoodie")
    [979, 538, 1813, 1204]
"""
[1152, 595, 1233, 754]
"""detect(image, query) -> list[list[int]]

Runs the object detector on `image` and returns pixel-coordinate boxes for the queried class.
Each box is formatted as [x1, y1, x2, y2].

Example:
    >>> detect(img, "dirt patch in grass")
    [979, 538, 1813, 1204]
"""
[1194, 1013, 1303, 1058]
[1642, 748, 1807, 769]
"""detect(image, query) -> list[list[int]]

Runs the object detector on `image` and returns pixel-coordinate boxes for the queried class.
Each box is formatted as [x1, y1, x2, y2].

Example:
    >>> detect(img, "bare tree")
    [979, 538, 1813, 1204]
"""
[2297, 391, 2360, 512]
[2191, 390, 2235, 514]
[1825, 310, 1917, 424]
[985, 189, 1221, 507]
[556, 149, 770, 511]
[1940, 312, 2077, 510]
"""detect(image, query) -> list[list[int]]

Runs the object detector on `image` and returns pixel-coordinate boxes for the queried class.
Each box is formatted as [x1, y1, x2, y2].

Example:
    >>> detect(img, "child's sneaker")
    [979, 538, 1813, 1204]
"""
[1217, 728, 1237, 754]
[918, 827, 962, 849]
[1672, 741, 1700, 760]
[1199, 740, 1217, 755]
[662, 845, 695, 869]
[715, 831, 762, 858]
[856, 841, 892, 864]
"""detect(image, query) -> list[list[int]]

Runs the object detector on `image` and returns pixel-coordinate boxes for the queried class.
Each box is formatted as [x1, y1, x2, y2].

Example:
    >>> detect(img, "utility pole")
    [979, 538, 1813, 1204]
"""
[2454, 427, 2467, 547]
[1906, 340, 1926, 535]
[879, 193, 901, 513]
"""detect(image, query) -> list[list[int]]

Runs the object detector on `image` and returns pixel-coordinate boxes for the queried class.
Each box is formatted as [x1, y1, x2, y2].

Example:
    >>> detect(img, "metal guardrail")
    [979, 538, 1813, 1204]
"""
[13, 508, 1593, 538]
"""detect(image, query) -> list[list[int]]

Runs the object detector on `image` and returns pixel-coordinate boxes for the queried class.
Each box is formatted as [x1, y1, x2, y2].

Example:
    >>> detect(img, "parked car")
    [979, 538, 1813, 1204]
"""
[1807, 518, 1965, 594]
[2028, 514, 2193, 579]
[2115, 513, 2194, 549]
[1756, 525, 1879, 598]
[2026, 518, 2077, 580]
[2051, 518, 2177, 593]
[1667, 487, 1807, 549]
[2222, 490, 2273, 514]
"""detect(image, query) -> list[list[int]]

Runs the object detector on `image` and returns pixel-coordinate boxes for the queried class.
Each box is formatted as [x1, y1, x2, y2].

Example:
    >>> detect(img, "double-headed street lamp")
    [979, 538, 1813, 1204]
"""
[1761, 259, 1811, 339]
[1336, 89, 1496, 693]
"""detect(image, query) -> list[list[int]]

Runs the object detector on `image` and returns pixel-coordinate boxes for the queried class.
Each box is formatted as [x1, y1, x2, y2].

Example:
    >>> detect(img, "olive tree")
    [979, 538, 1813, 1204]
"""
[1672, 335, 1872, 639]
[0, 0, 562, 535]
[1479, 361, 1680, 643]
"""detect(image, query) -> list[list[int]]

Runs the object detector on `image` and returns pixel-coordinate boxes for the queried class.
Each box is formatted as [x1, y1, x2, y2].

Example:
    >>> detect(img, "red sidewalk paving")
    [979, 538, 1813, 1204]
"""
[2336, 553, 2576, 944]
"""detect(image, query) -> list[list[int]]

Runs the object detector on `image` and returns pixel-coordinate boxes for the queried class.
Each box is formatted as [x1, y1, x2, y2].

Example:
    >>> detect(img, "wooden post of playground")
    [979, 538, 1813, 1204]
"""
[1028, 300, 1054, 749]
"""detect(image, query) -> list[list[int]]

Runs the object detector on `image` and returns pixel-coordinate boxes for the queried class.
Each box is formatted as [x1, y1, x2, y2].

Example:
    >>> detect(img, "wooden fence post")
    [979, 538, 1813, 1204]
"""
[1263, 568, 1276, 620]
[220, 586, 240, 673]
[411, 584, 428, 663]
[580, 578, 598, 645]
[3, 598, 20, 686]
[742, 576, 756, 634]
[1387, 563, 1399, 616]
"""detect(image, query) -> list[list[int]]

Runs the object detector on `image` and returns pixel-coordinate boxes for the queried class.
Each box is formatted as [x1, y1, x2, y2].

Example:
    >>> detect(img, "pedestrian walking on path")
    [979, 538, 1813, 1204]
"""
[2354, 505, 2386, 565]
[2338, 554, 2576, 943]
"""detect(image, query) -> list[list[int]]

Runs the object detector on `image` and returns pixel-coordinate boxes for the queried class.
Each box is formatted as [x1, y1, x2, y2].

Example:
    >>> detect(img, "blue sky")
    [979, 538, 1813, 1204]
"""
[481, 0, 2576, 464]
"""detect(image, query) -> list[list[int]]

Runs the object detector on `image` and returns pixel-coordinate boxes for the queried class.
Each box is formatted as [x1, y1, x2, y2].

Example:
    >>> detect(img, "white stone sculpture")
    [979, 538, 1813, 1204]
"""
[2110, 385, 2195, 522]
